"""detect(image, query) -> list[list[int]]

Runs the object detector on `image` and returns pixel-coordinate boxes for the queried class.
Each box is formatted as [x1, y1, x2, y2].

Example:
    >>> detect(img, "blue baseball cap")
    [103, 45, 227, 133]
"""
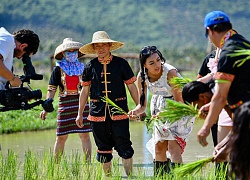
[204, 10, 230, 37]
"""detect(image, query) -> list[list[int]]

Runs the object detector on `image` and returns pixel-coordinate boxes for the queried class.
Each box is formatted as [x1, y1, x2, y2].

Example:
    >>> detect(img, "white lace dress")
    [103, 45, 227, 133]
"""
[145, 63, 195, 158]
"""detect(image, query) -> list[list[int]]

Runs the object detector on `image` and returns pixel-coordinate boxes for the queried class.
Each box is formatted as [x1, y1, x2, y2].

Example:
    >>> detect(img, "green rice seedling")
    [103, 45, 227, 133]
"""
[215, 162, 229, 179]
[24, 149, 39, 180]
[173, 157, 214, 177]
[112, 158, 122, 178]
[81, 158, 92, 179]
[68, 149, 88, 179]
[101, 96, 128, 116]
[69, 150, 81, 177]
[169, 76, 192, 89]
[133, 161, 149, 178]
[7, 150, 19, 179]
[145, 99, 199, 132]
[41, 149, 56, 179]
[0, 150, 18, 180]
[0, 148, 229, 179]
[101, 95, 151, 122]
[158, 99, 199, 124]
[59, 154, 71, 179]
[144, 117, 162, 133]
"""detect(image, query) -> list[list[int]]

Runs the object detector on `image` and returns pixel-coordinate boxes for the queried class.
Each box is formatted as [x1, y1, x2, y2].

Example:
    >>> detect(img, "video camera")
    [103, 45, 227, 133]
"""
[0, 53, 54, 112]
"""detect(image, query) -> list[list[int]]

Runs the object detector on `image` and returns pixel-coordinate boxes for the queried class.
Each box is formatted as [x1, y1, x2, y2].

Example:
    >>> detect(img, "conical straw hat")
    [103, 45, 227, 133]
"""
[79, 31, 124, 54]
[54, 38, 84, 60]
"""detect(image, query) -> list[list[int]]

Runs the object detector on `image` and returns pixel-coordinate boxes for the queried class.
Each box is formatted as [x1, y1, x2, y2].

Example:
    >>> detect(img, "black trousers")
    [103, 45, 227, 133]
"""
[211, 122, 218, 147]
[91, 115, 134, 162]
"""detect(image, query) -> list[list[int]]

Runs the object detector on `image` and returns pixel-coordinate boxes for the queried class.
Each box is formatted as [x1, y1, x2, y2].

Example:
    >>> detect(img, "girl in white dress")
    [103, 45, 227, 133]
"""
[129, 46, 194, 175]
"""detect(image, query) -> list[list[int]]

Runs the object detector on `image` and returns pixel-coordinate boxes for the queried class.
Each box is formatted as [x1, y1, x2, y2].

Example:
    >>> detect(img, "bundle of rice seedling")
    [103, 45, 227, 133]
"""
[144, 117, 161, 133]
[158, 99, 199, 124]
[100, 96, 127, 116]
[169, 77, 192, 89]
[145, 99, 199, 132]
[173, 157, 214, 177]
[101, 96, 151, 122]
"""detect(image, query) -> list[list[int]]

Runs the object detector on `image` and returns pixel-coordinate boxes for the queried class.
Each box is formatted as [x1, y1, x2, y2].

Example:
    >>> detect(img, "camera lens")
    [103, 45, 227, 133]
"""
[28, 89, 42, 100]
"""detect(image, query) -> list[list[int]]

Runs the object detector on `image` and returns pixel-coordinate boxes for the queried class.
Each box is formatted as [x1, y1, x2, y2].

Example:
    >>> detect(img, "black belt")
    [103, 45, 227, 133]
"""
[163, 96, 173, 99]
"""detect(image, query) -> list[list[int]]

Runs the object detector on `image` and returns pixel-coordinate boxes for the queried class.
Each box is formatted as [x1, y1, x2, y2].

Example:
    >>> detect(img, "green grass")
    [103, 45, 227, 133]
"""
[0, 109, 57, 134]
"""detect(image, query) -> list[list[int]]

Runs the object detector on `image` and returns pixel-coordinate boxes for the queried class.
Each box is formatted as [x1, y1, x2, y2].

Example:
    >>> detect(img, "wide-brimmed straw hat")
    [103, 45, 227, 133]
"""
[79, 31, 124, 54]
[54, 38, 84, 60]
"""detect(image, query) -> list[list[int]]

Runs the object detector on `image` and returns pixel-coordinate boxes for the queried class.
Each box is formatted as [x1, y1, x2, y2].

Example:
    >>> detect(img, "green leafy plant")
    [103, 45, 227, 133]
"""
[100, 96, 128, 116]
[144, 116, 162, 133]
[158, 99, 199, 123]
[145, 99, 199, 132]
[169, 77, 192, 89]
[173, 157, 214, 177]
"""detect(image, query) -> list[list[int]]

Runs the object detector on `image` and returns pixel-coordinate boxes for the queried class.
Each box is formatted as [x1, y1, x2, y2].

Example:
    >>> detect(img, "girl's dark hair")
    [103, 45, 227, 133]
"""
[182, 81, 212, 104]
[139, 46, 166, 106]
[13, 29, 40, 55]
[229, 101, 250, 180]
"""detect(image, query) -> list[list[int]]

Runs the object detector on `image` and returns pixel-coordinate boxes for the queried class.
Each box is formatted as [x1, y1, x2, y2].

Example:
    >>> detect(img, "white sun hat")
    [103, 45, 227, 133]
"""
[54, 38, 84, 60]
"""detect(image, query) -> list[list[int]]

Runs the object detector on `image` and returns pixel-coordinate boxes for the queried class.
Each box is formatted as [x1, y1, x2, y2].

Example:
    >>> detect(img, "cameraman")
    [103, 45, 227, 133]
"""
[0, 27, 40, 90]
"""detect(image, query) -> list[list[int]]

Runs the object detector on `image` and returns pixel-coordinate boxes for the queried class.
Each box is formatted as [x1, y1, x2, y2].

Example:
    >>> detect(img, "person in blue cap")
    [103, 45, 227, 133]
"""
[197, 10, 250, 164]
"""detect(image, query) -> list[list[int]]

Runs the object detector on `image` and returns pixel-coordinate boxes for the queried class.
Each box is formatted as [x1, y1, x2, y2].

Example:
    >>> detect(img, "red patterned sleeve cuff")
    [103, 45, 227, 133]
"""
[124, 76, 136, 85]
[81, 81, 91, 86]
[215, 72, 235, 82]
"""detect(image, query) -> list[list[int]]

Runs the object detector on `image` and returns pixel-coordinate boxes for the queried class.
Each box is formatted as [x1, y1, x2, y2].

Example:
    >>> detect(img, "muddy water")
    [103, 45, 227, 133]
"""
[0, 120, 214, 164]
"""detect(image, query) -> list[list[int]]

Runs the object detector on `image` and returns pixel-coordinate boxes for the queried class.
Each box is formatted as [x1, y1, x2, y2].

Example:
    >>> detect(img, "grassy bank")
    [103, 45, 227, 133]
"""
[0, 76, 58, 134]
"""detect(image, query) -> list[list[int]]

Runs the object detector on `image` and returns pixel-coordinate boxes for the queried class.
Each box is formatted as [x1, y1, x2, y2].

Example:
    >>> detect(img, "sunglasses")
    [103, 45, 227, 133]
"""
[141, 46, 157, 56]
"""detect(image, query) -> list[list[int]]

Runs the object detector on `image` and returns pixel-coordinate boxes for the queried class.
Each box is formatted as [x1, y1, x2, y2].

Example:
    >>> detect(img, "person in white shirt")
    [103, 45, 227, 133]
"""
[0, 27, 39, 90]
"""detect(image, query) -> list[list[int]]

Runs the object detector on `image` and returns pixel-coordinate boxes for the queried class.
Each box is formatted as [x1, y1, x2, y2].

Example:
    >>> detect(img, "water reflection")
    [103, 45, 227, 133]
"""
[0, 121, 213, 164]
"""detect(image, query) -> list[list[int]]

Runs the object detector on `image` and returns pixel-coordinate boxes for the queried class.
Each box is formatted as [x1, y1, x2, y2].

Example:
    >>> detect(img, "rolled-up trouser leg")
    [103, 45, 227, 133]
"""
[96, 152, 113, 163]
[117, 146, 134, 159]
